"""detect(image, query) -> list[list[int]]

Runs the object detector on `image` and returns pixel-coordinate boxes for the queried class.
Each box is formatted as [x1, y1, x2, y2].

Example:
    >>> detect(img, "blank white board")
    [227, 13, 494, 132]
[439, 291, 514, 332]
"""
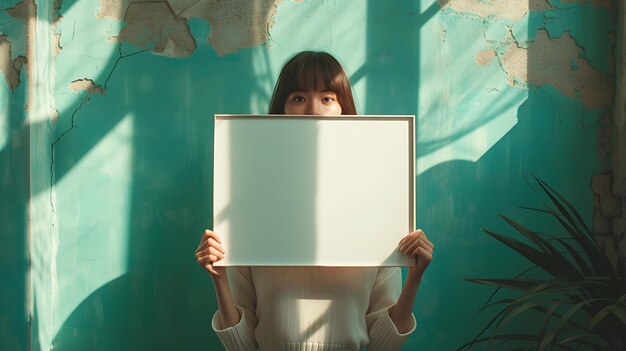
[213, 115, 415, 266]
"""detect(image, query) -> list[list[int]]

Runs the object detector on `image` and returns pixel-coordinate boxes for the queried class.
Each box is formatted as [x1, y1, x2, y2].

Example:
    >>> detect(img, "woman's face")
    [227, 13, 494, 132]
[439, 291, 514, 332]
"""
[284, 90, 342, 115]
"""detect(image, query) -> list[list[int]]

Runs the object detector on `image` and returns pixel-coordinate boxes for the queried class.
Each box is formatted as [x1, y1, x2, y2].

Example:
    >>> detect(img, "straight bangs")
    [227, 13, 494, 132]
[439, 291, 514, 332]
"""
[269, 51, 357, 115]
[292, 58, 342, 94]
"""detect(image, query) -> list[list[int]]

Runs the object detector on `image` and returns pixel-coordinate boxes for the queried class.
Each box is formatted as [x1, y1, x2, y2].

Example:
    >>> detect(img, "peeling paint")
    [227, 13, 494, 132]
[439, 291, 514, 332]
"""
[181, 0, 282, 55]
[52, 0, 63, 56]
[116, 2, 196, 58]
[98, 0, 282, 56]
[52, 33, 61, 56]
[0, 35, 27, 91]
[438, 0, 552, 21]
[475, 49, 495, 66]
[511, 4, 614, 73]
[69, 78, 104, 97]
[499, 30, 612, 108]
[4, 0, 28, 20]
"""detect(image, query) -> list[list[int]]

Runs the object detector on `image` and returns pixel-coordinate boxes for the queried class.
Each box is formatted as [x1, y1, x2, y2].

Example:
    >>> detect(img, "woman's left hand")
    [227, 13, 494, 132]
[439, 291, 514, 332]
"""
[398, 229, 434, 279]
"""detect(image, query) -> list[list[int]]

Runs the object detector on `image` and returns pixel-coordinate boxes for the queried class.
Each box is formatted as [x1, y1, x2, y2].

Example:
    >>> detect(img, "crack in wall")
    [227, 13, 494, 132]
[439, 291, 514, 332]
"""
[442, 0, 621, 260]
[442, 2, 613, 108]
[591, 173, 626, 268]
[97, 0, 282, 56]
[69, 79, 105, 99]
[499, 30, 612, 108]
[49, 44, 146, 212]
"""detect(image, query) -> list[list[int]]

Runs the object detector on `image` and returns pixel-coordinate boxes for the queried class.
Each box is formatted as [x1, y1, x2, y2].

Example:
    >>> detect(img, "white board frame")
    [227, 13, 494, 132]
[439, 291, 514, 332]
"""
[213, 114, 415, 266]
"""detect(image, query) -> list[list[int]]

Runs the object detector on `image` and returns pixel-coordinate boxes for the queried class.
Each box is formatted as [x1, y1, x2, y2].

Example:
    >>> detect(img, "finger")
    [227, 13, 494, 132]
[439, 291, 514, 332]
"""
[208, 238, 226, 254]
[205, 263, 220, 276]
[413, 246, 433, 262]
[208, 246, 225, 260]
[398, 238, 412, 253]
[196, 238, 209, 252]
[421, 236, 434, 250]
[399, 232, 416, 246]
[204, 229, 222, 244]
[195, 244, 213, 258]
[409, 229, 434, 250]
[196, 254, 213, 265]
[403, 238, 424, 255]
[196, 238, 226, 256]
[399, 229, 425, 245]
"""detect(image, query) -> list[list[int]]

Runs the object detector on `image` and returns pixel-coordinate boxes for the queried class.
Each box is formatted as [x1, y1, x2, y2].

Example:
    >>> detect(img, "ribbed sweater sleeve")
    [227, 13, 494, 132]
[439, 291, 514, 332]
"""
[365, 267, 416, 351]
[211, 267, 259, 351]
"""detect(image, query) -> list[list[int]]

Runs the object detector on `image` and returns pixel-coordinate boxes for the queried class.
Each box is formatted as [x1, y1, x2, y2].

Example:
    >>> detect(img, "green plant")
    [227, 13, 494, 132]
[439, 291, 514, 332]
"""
[460, 177, 626, 351]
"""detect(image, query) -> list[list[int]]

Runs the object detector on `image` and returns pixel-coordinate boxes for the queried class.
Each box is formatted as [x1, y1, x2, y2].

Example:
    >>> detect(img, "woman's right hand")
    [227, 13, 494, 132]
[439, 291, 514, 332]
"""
[195, 229, 226, 277]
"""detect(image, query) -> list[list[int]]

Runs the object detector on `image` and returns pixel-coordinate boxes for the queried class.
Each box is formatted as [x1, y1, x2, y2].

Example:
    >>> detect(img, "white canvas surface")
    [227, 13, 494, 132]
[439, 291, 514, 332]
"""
[213, 115, 415, 266]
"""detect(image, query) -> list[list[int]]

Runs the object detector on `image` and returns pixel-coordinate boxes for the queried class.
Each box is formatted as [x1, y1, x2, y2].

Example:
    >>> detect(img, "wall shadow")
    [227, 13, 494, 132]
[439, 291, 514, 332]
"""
[38, 1, 282, 350]
[409, 2, 616, 351]
[0, 1, 31, 350]
[7, 0, 616, 350]
[0, 41, 28, 351]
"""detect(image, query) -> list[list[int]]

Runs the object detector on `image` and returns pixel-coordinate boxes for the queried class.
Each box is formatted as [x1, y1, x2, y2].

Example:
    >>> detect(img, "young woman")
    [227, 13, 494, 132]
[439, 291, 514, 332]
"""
[195, 51, 434, 351]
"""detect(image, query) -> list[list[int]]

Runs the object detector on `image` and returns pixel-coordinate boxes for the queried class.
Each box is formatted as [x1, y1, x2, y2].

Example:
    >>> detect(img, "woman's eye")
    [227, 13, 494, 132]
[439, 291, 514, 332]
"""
[322, 96, 335, 103]
[292, 95, 305, 103]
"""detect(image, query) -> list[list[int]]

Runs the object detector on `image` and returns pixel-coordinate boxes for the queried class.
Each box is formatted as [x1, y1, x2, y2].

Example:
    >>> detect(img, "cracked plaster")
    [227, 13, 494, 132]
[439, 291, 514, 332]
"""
[438, 0, 552, 21]
[0, 35, 27, 91]
[117, 2, 195, 58]
[442, 1, 613, 109]
[592, 173, 626, 268]
[499, 30, 612, 109]
[475, 49, 496, 66]
[69, 78, 104, 97]
[4, 0, 28, 20]
[98, 0, 282, 57]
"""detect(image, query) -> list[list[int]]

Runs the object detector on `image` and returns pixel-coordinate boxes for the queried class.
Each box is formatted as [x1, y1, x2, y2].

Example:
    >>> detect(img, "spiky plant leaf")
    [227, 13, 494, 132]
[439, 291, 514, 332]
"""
[462, 178, 626, 351]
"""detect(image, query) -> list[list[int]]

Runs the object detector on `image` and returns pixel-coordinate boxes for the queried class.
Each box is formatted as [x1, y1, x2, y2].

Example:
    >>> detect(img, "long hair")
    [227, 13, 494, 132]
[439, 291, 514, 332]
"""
[268, 51, 357, 115]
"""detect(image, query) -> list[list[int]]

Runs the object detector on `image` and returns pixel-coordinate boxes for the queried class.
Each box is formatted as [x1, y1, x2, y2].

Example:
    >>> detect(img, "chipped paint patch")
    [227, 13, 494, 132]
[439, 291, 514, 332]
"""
[0, 35, 27, 91]
[180, 0, 283, 56]
[4, 0, 29, 20]
[438, 0, 552, 21]
[69, 78, 104, 97]
[475, 49, 496, 66]
[96, 0, 128, 20]
[499, 30, 612, 108]
[99, 0, 282, 56]
[116, 2, 195, 58]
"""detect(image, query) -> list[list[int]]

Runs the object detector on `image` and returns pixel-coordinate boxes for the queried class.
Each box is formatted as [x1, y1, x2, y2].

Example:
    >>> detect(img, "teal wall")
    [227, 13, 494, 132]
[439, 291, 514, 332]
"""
[0, 0, 615, 350]
[0, 0, 28, 350]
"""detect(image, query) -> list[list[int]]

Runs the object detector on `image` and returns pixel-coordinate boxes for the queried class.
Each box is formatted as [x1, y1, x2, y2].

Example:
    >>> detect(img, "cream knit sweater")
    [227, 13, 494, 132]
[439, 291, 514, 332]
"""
[212, 266, 416, 351]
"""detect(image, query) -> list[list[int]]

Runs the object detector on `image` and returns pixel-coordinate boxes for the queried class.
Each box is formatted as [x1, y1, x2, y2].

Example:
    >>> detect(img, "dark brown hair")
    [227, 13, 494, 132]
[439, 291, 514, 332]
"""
[268, 51, 357, 115]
